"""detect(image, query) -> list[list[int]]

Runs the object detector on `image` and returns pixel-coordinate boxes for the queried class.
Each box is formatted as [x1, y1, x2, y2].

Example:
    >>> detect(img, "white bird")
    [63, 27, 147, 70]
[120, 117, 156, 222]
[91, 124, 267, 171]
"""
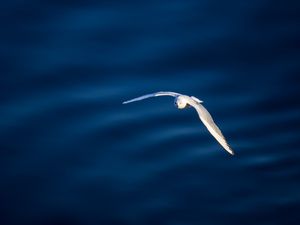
[123, 91, 234, 155]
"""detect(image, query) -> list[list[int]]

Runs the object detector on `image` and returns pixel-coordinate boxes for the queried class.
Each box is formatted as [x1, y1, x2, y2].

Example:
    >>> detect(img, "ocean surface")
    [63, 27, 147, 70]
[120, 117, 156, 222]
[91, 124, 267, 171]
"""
[1, 1, 300, 225]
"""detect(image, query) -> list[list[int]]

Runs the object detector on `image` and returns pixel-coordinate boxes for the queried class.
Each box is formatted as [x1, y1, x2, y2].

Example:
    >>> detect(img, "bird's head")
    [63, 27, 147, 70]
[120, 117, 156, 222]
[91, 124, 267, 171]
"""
[174, 96, 188, 109]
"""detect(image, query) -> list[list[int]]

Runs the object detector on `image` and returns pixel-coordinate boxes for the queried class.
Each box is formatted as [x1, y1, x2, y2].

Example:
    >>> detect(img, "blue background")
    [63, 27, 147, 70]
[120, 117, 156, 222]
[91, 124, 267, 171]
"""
[1, 1, 300, 224]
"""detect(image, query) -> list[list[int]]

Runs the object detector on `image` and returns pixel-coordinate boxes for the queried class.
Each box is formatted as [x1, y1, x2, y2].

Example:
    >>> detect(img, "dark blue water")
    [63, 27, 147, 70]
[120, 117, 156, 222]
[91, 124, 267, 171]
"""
[1, 1, 300, 225]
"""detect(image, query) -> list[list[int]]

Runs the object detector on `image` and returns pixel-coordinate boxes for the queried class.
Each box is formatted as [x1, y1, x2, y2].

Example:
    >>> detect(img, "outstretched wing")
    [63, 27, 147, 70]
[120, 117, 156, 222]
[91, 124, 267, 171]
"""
[187, 98, 234, 155]
[122, 91, 181, 104]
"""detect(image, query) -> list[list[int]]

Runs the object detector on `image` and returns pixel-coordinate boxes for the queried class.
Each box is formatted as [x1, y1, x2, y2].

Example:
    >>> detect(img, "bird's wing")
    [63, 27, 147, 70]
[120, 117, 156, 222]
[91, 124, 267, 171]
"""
[187, 98, 234, 155]
[122, 91, 181, 104]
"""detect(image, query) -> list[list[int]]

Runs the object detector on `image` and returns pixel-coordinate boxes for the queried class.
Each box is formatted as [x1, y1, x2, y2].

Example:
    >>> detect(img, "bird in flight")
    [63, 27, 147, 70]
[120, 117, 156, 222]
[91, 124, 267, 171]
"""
[123, 91, 234, 155]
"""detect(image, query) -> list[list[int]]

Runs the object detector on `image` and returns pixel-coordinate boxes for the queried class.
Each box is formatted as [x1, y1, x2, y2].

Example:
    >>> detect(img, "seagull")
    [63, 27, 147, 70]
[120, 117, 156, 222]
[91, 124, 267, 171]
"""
[123, 91, 234, 155]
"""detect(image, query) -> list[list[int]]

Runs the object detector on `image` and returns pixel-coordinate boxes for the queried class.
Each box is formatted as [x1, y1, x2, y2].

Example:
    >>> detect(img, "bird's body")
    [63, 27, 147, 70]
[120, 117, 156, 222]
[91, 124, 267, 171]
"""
[123, 91, 234, 155]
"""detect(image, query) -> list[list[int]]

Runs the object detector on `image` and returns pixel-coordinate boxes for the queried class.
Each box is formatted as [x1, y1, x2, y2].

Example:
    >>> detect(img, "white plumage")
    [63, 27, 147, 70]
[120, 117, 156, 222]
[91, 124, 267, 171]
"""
[123, 91, 234, 155]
